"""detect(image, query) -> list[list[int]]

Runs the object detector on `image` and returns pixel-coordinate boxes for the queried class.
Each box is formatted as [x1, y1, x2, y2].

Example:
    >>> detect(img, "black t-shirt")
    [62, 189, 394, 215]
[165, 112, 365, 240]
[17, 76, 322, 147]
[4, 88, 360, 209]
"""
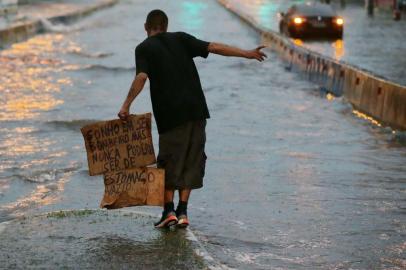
[135, 32, 210, 134]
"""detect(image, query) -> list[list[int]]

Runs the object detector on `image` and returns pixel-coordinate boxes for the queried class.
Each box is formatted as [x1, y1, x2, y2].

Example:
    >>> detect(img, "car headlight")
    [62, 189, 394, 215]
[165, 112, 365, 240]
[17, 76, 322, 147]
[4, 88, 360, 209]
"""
[293, 17, 305, 25]
[335, 18, 344, 26]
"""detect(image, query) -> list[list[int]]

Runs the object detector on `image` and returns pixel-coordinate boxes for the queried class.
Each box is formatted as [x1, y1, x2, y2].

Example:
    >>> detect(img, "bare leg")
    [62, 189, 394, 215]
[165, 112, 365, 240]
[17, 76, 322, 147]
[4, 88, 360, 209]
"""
[164, 189, 175, 204]
[179, 189, 191, 202]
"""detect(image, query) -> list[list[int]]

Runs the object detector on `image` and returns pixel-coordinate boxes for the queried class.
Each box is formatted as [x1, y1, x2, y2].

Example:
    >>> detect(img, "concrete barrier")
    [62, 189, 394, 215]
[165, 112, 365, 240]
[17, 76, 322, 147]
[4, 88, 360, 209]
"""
[217, 0, 406, 130]
[382, 83, 406, 130]
[0, 0, 118, 48]
[48, 0, 118, 24]
[367, 77, 384, 120]
[0, 20, 42, 47]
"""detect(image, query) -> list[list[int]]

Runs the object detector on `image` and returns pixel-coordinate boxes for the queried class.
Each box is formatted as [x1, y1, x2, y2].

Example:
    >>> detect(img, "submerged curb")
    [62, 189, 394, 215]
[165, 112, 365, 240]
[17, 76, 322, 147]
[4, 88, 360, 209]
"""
[0, 208, 229, 270]
[217, 0, 406, 131]
[119, 209, 232, 270]
[0, 0, 118, 48]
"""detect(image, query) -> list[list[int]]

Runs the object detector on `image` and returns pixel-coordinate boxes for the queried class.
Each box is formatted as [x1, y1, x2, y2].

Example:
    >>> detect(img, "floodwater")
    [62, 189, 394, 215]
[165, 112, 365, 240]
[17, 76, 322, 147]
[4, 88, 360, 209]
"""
[0, 0, 405, 269]
[221, 0, 406, 86]
[0, 210, 207, 269]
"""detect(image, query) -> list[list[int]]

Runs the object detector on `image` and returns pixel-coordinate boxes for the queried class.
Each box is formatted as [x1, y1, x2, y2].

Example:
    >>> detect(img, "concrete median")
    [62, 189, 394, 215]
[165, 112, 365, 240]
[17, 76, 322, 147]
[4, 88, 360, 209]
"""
[382, 83, 406, 130]
[0, 0, 118, 48]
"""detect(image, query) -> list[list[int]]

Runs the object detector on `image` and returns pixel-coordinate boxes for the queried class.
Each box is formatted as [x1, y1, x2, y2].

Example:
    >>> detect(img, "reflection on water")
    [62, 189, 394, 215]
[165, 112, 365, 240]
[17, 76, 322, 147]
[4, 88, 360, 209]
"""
[326, 92, 335, 101]
[353, 109, 382, 127]
[332, 39, 344, 60]
[0, 34, 83, 121]
[0, 32, 85, 219]
[0, 122, 71, 217]
[1, 171, 72, 217]
[292, 38, 345, 60]
[179, 1, 208, 31]
[256, 0, 279, 28]
[293, 38, 303, 46]
[0, 134, 51, 156]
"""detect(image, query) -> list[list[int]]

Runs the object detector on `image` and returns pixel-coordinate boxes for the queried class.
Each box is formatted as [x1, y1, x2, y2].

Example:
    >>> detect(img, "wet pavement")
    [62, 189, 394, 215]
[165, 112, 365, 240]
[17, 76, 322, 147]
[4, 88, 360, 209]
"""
[220, 0, 406, 86]
[0, 209, 207, 269]
[0, 0, 405, 269]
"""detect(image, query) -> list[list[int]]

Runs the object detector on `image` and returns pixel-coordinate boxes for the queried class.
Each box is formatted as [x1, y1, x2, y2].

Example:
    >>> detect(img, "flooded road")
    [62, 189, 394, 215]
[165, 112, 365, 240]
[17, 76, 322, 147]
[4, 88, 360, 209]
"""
[0, 0, 405, 269]
[220, 0, 406, 86]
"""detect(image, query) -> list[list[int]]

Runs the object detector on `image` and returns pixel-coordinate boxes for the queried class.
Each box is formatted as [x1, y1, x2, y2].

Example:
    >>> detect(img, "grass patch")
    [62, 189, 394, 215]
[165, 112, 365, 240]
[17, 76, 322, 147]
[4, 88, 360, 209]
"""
[47, 209, 95, 219]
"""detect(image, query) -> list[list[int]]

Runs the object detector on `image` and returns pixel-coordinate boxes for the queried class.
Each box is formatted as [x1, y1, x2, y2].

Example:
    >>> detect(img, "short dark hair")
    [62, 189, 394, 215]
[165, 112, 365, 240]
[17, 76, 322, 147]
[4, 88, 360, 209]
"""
[146, 9, 168, 31]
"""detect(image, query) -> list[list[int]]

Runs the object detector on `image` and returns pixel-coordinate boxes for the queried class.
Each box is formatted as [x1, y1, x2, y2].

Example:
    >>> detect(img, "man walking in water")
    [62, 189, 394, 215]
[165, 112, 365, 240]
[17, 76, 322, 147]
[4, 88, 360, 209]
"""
[118, 10, 266, 228]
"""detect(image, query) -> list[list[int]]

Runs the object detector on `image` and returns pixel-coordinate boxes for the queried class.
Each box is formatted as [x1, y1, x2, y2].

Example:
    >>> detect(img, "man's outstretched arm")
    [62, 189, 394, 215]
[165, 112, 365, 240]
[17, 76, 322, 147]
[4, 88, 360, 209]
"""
[208, 43, 267, 62]
[118, 72, 148, 120]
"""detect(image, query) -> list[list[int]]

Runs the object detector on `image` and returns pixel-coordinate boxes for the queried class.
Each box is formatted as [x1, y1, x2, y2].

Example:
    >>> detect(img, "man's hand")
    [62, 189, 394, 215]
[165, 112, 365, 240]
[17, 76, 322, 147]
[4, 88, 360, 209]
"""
[245, 46, 267, 62]
[118, 105, 130, 122]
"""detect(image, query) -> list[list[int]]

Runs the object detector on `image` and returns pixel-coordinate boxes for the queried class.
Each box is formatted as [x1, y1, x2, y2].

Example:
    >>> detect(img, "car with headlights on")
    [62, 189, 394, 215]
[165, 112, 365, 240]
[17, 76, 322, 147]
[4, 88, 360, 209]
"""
[279, 2, 344, 39]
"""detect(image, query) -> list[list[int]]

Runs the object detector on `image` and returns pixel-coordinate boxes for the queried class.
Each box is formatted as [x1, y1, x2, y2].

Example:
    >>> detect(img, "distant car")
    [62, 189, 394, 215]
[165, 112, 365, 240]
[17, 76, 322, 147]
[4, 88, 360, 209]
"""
[279, 2, 344, 39]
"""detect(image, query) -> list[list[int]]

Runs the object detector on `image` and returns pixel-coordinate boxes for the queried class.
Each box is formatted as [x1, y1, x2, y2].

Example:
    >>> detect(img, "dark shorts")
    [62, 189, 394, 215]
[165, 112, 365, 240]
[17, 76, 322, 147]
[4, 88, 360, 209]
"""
[157, 120, 207, 190]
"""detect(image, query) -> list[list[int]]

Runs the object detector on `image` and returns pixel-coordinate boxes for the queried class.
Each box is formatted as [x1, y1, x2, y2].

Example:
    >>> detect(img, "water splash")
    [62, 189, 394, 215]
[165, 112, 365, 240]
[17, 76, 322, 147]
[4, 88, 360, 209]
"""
[39, 17, 83, 33]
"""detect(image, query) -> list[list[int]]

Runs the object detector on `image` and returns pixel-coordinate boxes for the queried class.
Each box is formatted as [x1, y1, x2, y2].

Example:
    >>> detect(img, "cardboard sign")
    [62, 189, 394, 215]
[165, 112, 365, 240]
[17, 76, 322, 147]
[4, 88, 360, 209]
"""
[81, 113, 156, 176]
[100, 167, 164, 209]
